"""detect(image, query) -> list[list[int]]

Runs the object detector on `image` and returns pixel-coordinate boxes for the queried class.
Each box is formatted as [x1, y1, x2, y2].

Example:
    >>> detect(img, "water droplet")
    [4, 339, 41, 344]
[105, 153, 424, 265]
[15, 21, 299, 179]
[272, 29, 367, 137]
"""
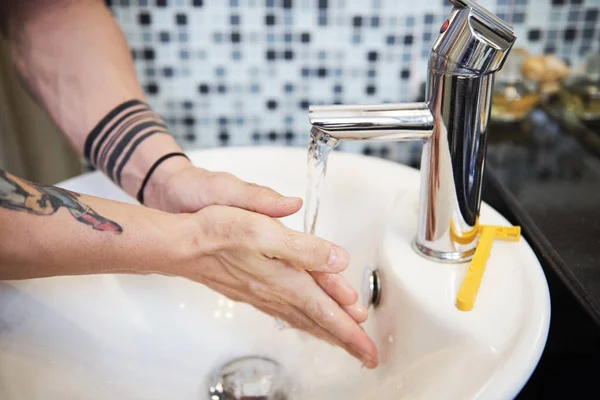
[225, 312, 233, 319]
[213, 310, 222, 318]
[227, 301, 234, 308]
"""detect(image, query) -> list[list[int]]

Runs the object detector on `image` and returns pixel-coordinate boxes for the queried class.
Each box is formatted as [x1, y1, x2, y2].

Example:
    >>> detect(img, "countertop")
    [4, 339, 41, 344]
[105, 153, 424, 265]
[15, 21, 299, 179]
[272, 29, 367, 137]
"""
[482, 109, 600, 399]
[485, 109, 600, 325]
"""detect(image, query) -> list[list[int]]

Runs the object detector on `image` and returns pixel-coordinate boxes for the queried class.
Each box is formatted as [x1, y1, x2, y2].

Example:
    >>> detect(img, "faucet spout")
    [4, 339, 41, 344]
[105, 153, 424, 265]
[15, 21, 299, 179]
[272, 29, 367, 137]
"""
[309, 103, 434, 142]
[307, 0, 516, 263]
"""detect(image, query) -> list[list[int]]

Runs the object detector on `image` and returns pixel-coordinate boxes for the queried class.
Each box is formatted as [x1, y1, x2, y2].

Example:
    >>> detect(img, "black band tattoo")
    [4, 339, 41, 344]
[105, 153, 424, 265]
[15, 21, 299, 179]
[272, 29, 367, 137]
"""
[0, 170, 122, 234]
[84, 100, 170, 188]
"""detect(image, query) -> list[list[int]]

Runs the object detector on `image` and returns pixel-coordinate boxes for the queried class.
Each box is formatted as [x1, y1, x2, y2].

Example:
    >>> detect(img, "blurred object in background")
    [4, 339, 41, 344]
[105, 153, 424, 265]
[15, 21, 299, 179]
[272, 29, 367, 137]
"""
[522, 54, 570, 98]
[561, 53, 600, 122]
[492, 48, 539, 123]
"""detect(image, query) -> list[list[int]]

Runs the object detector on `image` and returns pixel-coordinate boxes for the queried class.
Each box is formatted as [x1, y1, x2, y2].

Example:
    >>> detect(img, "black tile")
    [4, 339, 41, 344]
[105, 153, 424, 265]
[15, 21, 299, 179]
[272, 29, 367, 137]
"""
[404, 35, 414, 45]
[371, 16, 380, 27]
[551, 0, 565, 5]
[363, 146, 373, 155]
[400, 69, 410, 79]
[219, 131, 230, 143]
[585, 9, 598, 22]
[131, 49, 137, 60]
[300, 32, 311, 43]
[367, 51, 378, 62]
[183, 116, 195, 126]
[143, 48, 155, 60]
[230, 15, 240, 24]
[528, 29, 542, 41]
[299, 99, 310, 110]
[138, 12, 151, 25]
[318, 15, 327, 26]
[513, 12, 525, 24]
[266, 49, 277, 60]
[266, 0, 275, 6]
[185, 133, 196, 142]
[366, 85, 376, 95]
[192, 0, 203, 6]
[352, 16, 362, 27]
[231, 32, 241, 42]
[564, 28, 577, 41]
[583, 27, 595, 39]
[268, 131, 278, 141]
[285, 131, 294, 141]
[252, 132, 260, 142]
[266, 99, 278, 110]
[176, 13, 187, 25]
[380, 146, 390, 158]
[571, 0, 583, 4]
[156, 0, 167, 7]
[145, 67, 155, 77]
[424, 13, 434, 24]
[333, 84, 343, 93]
[145, 82, 159, 95]
[544, 44, 557, 54]
[217, 84, 226, 93]
[284, 83, 294, 92]
[318, 0, 328, 9]
[386, 35, 395, 45]
[283, 49, 294, 60]
[301, 67, 310, 77]
[265, 14, 276, 25]
[284, 33, 293, 42]
[163, 66, 174, 77]
[367, 69, 376, 78]
[218, 117, 228, 125]
[198, 83, 210, 94]
[317, 67, 327, 77]
[283, 0, 292, 8]
[183, 101, 193, 109]
[159, 31, 170, 42]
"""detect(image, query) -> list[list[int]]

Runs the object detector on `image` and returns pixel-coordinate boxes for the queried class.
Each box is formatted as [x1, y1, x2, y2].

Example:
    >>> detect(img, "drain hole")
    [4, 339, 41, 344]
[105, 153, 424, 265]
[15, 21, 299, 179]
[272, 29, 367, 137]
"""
[370, 269, 382, 308]
[208, 356, 288, 400]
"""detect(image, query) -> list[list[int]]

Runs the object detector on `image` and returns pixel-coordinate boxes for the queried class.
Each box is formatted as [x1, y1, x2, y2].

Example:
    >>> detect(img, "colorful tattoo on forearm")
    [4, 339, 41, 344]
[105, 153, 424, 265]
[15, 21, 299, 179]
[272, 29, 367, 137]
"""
[84, 100, 169, 187]
[0, 170, 122, 234]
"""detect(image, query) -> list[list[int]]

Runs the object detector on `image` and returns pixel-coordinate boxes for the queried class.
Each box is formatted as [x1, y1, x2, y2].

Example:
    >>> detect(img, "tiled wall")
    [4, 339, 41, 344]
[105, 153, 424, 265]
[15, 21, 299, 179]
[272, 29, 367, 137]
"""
[107, 0, 600, 164]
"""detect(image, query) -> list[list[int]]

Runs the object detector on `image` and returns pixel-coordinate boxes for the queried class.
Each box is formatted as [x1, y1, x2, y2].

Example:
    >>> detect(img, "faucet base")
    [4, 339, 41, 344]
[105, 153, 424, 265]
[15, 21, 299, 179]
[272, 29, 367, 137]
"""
[412, 240, 475, 264]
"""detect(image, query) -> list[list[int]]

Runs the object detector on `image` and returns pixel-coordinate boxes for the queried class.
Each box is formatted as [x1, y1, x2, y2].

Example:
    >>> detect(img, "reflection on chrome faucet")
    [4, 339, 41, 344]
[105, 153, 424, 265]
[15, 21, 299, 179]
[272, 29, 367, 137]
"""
[308, 0, 516, 263]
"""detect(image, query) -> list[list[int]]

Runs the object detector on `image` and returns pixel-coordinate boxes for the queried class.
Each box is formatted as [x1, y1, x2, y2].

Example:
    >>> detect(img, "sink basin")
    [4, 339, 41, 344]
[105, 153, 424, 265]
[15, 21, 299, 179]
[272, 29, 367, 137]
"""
[0, 147, 550, 399]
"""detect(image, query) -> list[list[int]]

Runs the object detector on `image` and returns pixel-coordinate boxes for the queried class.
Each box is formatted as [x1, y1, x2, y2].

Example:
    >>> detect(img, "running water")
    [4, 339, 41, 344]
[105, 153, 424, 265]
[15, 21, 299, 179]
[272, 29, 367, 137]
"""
[304, 127, 339, 234]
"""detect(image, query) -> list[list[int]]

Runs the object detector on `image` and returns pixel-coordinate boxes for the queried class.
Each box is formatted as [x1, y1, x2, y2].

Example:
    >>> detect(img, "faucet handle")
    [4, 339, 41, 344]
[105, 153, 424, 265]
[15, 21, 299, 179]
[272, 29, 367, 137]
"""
[432, 0, 517, 75]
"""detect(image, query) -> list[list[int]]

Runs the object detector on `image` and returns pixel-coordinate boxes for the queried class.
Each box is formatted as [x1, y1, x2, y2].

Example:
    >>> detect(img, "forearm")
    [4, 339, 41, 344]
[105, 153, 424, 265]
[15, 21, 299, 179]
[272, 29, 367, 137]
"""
[3, 0, 190, 199]
[0, 169, 185, 280]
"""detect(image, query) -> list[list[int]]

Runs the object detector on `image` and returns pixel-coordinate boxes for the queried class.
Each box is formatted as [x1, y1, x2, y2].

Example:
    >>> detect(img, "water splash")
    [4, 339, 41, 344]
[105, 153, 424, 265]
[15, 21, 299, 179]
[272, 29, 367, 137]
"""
[304, 127, 339, 235]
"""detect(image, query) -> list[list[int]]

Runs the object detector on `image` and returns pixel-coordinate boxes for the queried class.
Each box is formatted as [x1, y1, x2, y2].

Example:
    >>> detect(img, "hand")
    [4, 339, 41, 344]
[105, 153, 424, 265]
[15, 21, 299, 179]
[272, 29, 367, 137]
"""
[146, 165, 369, 323]
[172, 205, 378, 368]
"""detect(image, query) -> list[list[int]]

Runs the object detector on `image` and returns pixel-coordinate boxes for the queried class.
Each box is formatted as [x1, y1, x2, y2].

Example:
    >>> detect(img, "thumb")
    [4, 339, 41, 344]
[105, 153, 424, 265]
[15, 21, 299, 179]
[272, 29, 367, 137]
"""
[205, 172, 303, 218]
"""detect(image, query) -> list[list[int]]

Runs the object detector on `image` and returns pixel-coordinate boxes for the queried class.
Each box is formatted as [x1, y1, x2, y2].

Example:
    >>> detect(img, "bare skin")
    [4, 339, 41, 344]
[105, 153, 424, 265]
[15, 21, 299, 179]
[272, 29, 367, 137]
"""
[0, 0, 378, 366]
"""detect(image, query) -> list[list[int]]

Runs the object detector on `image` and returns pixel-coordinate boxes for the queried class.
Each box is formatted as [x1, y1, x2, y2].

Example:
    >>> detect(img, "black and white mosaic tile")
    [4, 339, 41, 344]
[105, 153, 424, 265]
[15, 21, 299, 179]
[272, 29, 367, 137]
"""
[106, 0, 600, 163]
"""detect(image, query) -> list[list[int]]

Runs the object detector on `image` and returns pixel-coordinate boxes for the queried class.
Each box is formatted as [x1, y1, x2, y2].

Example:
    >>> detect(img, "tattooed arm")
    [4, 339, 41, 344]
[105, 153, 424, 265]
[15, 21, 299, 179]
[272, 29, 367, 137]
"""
[0, 168, 378, 367]
[1, 0, 190, 200]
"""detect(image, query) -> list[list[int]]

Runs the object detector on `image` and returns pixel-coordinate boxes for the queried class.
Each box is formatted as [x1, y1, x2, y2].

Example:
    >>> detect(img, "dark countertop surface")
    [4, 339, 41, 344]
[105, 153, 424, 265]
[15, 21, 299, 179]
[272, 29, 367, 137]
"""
[482, 109, 600, 398]
[485, 109, 600, 325]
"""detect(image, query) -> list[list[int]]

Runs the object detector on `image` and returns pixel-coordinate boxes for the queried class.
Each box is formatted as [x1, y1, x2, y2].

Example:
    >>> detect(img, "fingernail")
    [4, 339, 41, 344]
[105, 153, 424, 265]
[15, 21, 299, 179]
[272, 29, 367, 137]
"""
[277, 197, 301, 207]
[327, 246, 348, 269]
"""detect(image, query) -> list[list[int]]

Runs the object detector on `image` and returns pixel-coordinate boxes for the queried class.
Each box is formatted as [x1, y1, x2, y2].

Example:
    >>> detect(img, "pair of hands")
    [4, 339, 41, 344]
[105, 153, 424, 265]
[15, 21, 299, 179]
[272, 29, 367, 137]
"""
[144, 164, 378, 368]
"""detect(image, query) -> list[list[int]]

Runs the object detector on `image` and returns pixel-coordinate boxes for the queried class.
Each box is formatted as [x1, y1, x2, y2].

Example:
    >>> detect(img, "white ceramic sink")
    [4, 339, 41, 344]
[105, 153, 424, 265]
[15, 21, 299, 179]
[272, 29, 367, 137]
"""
[0, 147, 550, 400]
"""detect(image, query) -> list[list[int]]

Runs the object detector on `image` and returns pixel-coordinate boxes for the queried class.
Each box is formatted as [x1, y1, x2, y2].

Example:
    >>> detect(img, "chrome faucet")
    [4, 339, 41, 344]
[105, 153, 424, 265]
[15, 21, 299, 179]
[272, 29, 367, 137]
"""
[309, 0, 516, 263]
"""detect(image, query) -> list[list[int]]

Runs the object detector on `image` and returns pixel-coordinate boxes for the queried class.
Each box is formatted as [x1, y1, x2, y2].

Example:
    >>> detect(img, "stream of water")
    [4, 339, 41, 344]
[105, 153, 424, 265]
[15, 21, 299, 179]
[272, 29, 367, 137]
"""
[304, 127, 339, 235]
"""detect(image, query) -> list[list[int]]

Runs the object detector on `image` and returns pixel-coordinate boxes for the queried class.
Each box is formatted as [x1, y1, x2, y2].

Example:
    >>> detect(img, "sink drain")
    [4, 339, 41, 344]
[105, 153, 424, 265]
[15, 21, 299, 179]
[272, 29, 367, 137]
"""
[207, 356, 288, 400]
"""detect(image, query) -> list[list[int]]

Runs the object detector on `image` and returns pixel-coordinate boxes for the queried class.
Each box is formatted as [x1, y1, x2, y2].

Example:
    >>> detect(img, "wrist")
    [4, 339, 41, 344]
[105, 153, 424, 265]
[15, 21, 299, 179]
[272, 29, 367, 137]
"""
[142, 155, 193, 209]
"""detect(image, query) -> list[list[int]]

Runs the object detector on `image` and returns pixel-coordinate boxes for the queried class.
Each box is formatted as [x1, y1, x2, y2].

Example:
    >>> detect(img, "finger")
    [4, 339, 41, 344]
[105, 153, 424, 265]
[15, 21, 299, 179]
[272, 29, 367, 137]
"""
[310, 271, 358, 306]
[293, 278, 378, 368]
[251, 298, 372, 366]
[206, 172, 302, 218]
[342, 303, 369, 324]
[261, 225, 350, 273]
